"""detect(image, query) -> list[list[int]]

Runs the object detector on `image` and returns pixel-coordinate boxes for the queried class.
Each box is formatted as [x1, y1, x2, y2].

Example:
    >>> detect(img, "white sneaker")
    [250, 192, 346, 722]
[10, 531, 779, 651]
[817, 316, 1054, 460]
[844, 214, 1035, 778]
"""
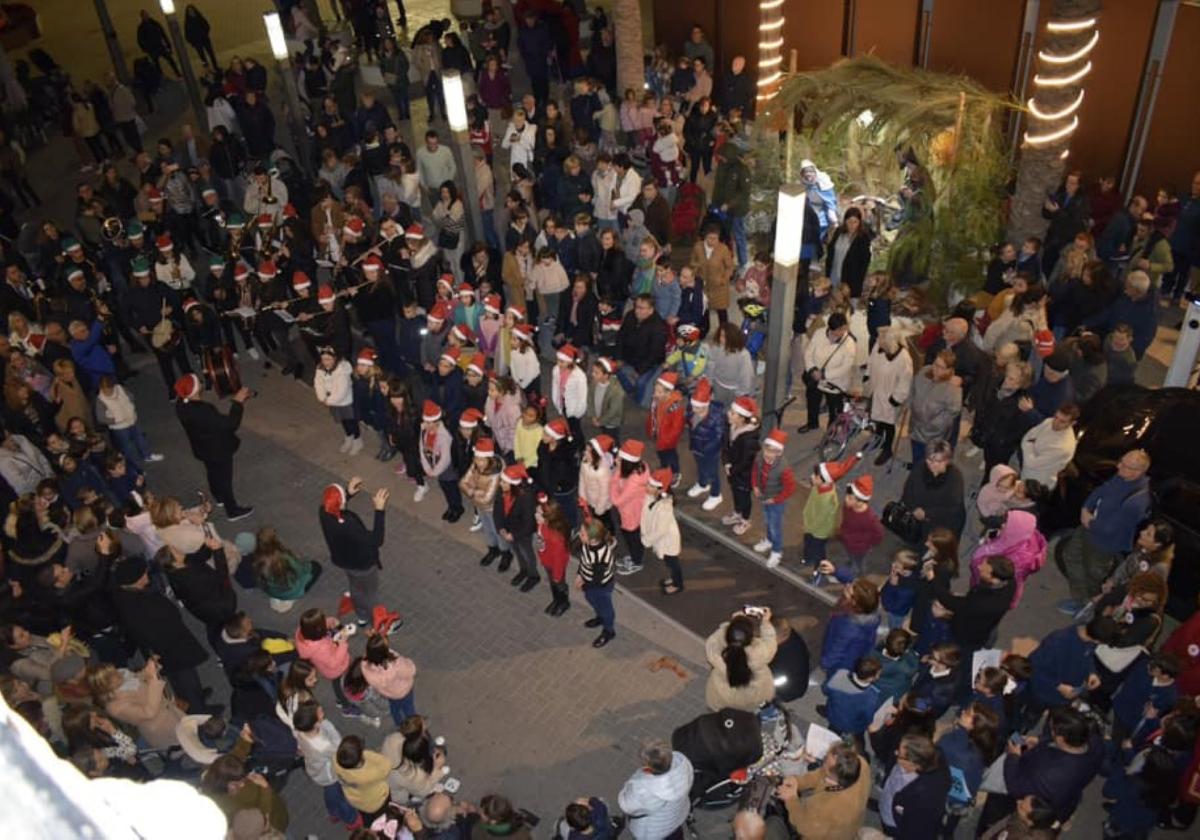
[146, 453, 165, 462]
[753, 538, 772, 554]
[469, 514, 483, 532]
[348, 436, 365, 456]
[766, 552, 782, 568]
[248, 347, 261, 361]
[671, 473, 682, 488]
[732, 518, 751, 536]
[414, 484, 429, 502]
[721, 512, 741, 526]
[701, 494, 723, 511]
[686, 482, 709, 499]
[339, 435, 353, 453]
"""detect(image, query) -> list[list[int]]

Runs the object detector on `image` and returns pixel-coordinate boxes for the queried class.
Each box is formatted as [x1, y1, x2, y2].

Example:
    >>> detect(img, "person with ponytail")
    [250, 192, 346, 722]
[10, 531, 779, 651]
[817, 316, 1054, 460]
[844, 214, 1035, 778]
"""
[536, 495, 573, 617]
[361, 630, 418, 727]
[579, 434, 616, 535]
[317, 477, 391, 627]
[611, 439, 650, 576]
[641, 467, 684, 595]
[495, 463, 538, 591]
[703, 608, 778, 712]
[536, 417, 580, 529]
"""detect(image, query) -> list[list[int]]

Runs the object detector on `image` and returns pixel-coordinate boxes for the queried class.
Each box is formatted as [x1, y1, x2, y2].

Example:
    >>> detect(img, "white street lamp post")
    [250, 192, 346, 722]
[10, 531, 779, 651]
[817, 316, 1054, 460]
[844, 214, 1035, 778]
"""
[263, 12, 312, 176]
[441, 70, 485, 246]
[159, 0, 206, 130]
[761, 184, 806, 431]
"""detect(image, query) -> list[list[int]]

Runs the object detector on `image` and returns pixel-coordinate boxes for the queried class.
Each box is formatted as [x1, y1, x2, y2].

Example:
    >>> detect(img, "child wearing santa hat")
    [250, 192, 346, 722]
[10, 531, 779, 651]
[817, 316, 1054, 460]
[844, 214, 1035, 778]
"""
[459, 437, 505, 567]
[418, 400, 465, 522]
[647, 371, 685, 481]
[588, 356, 626, 442]
[510, 323, 541, 402]
[314, 346, 361, 455]
[551, 344, 588, 447]
[462, 353, 489, 415]
[537, 418, 580, 529]
[612, 439, 650, 575]
[478, 294, 504, 361]
[453, 283, 482, 332]
[536, 494, 573, 616]
[496, 463, 540, 590]
[802, 453, 862, 570]
[352, 348, 392, 460]
[419, 301, 451, 385]
[722, 396, 761, 536]
[685, 378, 726, 511]
[642, 467, 683, 594]
[818, 473, 884, 583]
[579, 435, 617, 534]
[751, 429, 796, 568]
[431, 346, 466, 429]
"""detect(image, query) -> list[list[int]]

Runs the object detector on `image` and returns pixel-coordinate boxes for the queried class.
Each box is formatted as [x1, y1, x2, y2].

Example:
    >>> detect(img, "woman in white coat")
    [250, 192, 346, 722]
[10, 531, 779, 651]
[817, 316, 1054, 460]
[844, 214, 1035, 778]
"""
[313, 348, 361, 455]
[550, 344, 588, 443]
[866, 329, 913, 466]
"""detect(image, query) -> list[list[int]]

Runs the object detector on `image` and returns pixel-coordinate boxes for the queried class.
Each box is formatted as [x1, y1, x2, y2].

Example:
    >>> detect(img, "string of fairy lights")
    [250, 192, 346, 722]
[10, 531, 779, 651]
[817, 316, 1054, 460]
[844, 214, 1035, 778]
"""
[1024, 14, 1099, 158]
[757, 0, 786, 103]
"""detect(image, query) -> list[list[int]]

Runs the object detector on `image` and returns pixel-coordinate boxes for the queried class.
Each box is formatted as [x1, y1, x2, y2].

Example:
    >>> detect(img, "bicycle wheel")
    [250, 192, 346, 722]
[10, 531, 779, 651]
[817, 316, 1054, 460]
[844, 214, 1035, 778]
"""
[817, 417, 851, 461]
[847, 423, 884, 458]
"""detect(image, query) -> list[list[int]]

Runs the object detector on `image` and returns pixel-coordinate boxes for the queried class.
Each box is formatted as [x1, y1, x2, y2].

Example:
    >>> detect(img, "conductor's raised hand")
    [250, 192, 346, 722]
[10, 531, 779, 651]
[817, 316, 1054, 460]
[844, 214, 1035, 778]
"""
[347, 476, 364, 495]
[373, 487, 391, 510]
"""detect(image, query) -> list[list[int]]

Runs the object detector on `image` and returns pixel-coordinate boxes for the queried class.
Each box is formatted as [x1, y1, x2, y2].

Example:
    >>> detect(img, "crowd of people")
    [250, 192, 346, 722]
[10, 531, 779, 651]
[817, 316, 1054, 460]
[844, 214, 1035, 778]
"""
[1, 0, 1200, 838]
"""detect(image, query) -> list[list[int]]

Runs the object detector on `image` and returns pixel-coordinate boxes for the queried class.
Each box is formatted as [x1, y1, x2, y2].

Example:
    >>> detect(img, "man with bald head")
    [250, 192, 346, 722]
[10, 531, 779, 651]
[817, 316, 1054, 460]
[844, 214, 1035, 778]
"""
[719, 56, 755, 119]
[418, 792, 468, 837]
[925, 315, 985, 398]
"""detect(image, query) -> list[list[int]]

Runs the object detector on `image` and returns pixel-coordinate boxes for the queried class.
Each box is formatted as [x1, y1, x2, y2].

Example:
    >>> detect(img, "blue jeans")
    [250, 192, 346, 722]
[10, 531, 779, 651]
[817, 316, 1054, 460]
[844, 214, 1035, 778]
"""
[616, 366, 658, 409]
[657, 447, 680, 476]
[110, 424, 151, 471]
[731, 214, 748, 268]
[803, 532, 827, 564]
[910, 438, 927, 466]
[583, 583, 615, 632]
[763, 501, 785, 553]
[324, 782, 359, 824]
[479, 509, 506, 549]
[694, 451, 721, 496]
[554, 489, 580, 531]
[482, 209, 499, 252]
[388, 690, 416, 726]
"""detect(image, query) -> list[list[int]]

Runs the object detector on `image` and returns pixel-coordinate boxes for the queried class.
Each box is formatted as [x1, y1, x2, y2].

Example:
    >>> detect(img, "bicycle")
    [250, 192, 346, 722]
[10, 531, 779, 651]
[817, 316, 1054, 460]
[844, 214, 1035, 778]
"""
[816, 396, 883, 462]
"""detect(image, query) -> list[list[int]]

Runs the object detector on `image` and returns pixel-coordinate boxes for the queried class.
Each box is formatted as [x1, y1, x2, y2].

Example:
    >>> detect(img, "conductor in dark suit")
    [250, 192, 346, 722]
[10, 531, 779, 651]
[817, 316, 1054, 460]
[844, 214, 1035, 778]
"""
[174, 373, 254, 520]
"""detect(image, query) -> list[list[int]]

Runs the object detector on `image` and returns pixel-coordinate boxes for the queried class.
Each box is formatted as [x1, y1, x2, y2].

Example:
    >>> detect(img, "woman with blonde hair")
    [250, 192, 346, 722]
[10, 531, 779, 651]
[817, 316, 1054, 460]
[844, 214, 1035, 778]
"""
[151, 495, 240, 572]
[7, 311, 43, 355]
[50, 359, 92, 434]
[89, 659, 184, 749]
[866, 329, 913, 466]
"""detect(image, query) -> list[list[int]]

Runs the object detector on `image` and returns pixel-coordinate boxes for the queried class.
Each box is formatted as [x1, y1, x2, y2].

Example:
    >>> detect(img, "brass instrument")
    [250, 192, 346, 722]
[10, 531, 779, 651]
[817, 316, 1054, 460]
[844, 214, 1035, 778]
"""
[150, 298, 181, 351]
[101, 216, 124, 242]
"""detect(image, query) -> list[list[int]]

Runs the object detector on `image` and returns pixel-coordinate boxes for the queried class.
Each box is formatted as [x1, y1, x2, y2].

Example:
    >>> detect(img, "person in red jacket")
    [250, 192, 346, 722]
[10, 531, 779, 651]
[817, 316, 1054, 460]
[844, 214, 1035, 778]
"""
[751, 428, 796, 568]
[536, 494, 573, 616]
[646, 371, 685, 480]
[819, 475, 884, 582]
[1161, 607, 1200, 698]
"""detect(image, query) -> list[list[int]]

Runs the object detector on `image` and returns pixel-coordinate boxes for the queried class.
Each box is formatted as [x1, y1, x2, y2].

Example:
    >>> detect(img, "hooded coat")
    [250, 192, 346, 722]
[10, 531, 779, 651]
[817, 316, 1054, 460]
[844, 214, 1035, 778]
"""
[970, 510, 1047, 607]
[703, 620, 778, 711]
[617, 751, 695, 840]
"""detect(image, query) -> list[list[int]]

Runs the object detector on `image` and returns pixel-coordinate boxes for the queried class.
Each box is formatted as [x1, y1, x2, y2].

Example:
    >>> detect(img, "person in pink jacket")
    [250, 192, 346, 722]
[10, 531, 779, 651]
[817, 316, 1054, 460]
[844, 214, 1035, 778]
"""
[611, 439, 651, 576]
[970, 509, 1047, 607]
[295, 608, 362, 718]
[361, 631, 417, 726]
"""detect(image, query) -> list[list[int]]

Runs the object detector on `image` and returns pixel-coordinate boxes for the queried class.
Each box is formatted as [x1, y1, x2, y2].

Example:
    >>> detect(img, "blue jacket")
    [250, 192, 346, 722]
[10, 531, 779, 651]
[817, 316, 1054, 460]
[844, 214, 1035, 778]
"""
[820, 610, 881, 674]
[822, 669, 882, 736]
[1111, 658, 1178, 734]
[881, 574, 917, 618]
[69, 321, 117, 382]
[938, 726, 986, 809]
[1170, 194, 1200, 259]
[873, 648, 919, 703]
[430, 367, 465, 429]
[911, 666, 958, 719]
[1028, 373, 1074, 421]
[1085, 291, 1158, 359]
[866, 296, 891, 333]
[1083, 473, 1150, 553]
[517, 23, 553, 80]
[1029, 625, 1097, 708]
[1003, 734, 1103, 823]
[687, 402, 726, 458]
[653, 279, 681, 321]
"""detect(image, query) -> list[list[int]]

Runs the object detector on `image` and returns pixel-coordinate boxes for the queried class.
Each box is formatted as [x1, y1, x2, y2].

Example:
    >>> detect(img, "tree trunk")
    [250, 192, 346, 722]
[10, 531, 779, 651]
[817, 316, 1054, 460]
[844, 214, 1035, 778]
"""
[1007, 0, 1101, 244]
[613, 0, 644, 97]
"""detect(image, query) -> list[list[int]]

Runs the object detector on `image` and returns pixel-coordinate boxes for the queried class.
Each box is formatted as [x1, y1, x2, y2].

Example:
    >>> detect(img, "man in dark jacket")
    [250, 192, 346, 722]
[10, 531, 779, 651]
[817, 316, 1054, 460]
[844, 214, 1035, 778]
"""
[884, 734, 952, 840]
[717, 56, 755, 119]
[712, 142, 751, 268]
[161, 541, 237, 647]
[121, 257, 193, 399]
[517, 12, 553, 105]
[174, 373, 254, 519]
[318, 478, 389, 626]
[1084, 269, 1158, 359]
[109, 555, 217, 714]
[616, 294, 667, 408]
[136, 10, 180, 78]
[931, 555, 1016, 700]
[631, 182, 672, 254]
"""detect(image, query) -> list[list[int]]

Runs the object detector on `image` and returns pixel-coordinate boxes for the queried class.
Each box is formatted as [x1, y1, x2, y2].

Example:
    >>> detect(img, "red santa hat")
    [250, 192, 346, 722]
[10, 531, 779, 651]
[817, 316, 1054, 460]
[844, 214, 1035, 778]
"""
[731, 396, 759, 419]
[594, 356, 618, 375]
[343, 216, 365, 236]
[502, 463, 530, 484]
[545, 418, 570, 440]
[656, 371, 679, 391]
[256, 213, 274, 228]
[648, 467, 674, 489]
[440, 346, 461, 366]
[466, 353, 486, 376]
[618, 439, 645, 462]
[507, 303, 527, 321]
[233, 262, 251, 281]
[457, 283, 476, 298]
[256, 260, 277, 279]
[437, 274, 455, 291]
[323, 484, 347, 523]
[677, 323, 700, 340]
[511, 324, 534, 343]
[182, 298, 201, 314]
[483, 294, 502, 315]
[817, 452, 862, 483]
[156, 234, 173, 251]
[282, 202, 298, 220]
[849, 475, 873, 501]
[451, 323, 474, 343]
[405, 224, 425, 240]
[317, 284, 336, 305]
[459, 408, 484, 428]
[589, 434, 615, 457]
[421, 400, 443, 422]
[147, 186, 163, 202]
[362, 255, 383, 273]
[173, 373, 201, 402]
[690, 378, 712, 408]
[556, 343, 579, 363]
[291, 271, 312, 291]
[427, 302, 449, 324]
[473, 438, 496, 458]
[355, 348, 378, 368]
[763, 429, 788, 450]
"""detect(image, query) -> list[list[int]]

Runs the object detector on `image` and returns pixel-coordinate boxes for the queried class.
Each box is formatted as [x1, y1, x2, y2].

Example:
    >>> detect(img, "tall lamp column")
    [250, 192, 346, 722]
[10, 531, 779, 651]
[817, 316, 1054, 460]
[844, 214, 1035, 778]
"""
[159, 0, 206, 129]
[264, 12, 312, 177]
[761, 185, 806, 432]
[441, 70, 485, 246]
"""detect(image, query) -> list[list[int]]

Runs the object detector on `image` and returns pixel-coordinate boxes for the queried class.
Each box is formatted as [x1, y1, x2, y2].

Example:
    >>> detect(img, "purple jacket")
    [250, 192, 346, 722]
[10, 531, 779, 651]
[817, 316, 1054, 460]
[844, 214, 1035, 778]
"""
[478, 70, 512, 110]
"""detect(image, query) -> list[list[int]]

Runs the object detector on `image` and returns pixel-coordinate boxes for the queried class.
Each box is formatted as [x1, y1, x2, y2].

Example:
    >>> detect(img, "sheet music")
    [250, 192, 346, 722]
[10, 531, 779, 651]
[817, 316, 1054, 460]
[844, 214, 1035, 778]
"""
[804, 722, 842, 760]
[232, 306, 257, 319]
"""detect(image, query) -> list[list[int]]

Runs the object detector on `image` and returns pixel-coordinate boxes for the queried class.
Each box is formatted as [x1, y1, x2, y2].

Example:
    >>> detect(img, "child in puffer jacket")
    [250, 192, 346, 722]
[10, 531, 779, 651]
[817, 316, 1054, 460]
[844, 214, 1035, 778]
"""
[295, 608, 361, 717]
[611, 440, 651, 576]
[641, 467, 683, 595]
[579, 435, 616, 534]
[684, 378, 725, 511]
[361, 630, 417, 726]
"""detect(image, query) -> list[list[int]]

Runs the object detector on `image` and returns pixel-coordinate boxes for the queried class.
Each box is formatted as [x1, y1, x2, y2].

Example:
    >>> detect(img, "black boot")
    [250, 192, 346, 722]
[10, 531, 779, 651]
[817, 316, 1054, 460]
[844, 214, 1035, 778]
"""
[519, 576, 539, 593]
[446, 507, 464, 523]
[592, 629, 615, 648]
[510, 570, 527, 587]
[550, 583, 570, 616]
[496, 551, 513, 572]
[584, 617, 604, 628]
[479, 546, 500, 566]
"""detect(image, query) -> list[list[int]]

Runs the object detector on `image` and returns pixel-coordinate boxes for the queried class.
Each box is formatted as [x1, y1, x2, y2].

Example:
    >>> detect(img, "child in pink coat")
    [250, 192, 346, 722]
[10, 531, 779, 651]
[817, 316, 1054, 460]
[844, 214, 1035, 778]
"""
[970, 509, 1047, 607]
[610, 439, 651, 576]
[361, 631, 417, 726]
[295, 608, 361, 717]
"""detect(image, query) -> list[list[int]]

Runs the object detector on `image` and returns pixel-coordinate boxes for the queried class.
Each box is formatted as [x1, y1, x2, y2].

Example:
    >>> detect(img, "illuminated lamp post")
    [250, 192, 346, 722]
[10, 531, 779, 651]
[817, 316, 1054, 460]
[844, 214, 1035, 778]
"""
[263, 11, 312, 177]
[762, 185, 806, 432]
[441, 70, 485, 246]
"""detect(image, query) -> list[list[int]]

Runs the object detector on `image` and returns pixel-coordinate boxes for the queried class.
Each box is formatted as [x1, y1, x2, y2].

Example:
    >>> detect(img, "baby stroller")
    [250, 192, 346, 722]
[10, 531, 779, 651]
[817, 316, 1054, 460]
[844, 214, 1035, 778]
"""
[671, 704, 804, 812]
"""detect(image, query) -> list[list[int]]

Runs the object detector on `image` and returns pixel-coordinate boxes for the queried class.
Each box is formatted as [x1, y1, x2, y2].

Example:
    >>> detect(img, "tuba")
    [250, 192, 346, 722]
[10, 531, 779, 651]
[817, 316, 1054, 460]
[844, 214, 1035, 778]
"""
[101, 216, 124, 242]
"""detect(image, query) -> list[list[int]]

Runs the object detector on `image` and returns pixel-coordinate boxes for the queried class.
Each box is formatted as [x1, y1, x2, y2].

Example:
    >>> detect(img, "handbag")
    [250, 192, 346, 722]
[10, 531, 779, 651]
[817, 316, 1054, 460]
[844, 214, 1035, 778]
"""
[882, 500, 923, 545]
[437, 227, 461, 249]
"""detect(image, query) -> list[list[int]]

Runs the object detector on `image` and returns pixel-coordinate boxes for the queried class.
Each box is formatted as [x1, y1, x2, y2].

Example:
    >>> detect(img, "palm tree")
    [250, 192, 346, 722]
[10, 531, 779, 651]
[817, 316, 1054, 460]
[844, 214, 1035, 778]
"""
[613, 0, 644, 97]
[1007, 0, 1102, 244]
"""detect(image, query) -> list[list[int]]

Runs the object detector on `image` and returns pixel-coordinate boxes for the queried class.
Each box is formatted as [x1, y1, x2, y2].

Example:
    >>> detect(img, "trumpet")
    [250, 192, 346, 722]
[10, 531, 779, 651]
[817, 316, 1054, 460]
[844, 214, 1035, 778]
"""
[101, 216, 124, 242]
